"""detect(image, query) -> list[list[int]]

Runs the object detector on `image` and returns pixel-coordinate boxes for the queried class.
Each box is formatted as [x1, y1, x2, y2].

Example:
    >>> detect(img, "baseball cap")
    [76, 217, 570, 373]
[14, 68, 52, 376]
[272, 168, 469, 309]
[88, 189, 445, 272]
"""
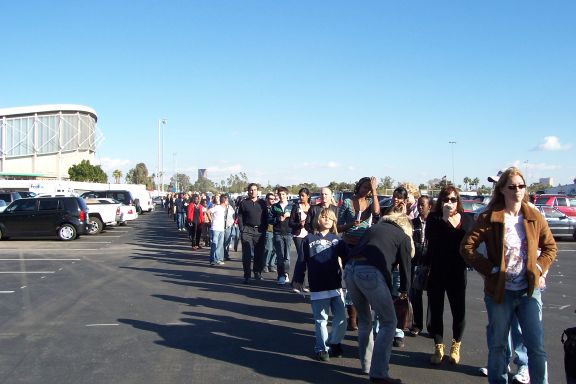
[487, 170, 505, 183]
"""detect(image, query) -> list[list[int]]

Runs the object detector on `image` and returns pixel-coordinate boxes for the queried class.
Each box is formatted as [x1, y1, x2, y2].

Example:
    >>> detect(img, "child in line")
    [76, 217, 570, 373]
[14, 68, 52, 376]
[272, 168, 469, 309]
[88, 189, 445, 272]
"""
[292, 208, 347, 362]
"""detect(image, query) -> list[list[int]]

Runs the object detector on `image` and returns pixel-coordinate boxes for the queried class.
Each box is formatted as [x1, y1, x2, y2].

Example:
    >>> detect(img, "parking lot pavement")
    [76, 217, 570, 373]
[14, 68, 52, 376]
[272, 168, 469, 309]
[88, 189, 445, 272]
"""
[0, 211, 574, 384]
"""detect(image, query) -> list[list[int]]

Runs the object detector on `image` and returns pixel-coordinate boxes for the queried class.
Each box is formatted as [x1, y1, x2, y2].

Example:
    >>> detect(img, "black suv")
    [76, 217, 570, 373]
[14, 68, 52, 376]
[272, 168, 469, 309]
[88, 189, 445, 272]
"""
[0, 197, 89, 241]
[80, 190, 135, 207]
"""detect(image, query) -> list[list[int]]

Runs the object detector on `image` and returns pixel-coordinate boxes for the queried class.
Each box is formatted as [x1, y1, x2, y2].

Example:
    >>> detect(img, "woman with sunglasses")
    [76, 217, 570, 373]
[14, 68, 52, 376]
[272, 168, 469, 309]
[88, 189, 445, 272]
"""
[425, 185, 475, 366]
[461, 167, 556, 384]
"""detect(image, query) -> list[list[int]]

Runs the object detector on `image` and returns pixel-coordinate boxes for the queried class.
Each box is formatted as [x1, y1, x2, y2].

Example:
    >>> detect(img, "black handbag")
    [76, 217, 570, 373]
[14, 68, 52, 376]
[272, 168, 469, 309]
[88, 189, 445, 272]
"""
[412, 265, 430, 291]
[562, 327, 576, 383]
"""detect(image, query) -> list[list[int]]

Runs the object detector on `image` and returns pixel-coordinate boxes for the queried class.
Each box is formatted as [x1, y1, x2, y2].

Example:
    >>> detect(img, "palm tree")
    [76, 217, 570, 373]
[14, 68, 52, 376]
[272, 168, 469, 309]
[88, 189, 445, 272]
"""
[113, 169, 122, 184]
[463, 177, 471, 191]
[472, 177, 480, 190]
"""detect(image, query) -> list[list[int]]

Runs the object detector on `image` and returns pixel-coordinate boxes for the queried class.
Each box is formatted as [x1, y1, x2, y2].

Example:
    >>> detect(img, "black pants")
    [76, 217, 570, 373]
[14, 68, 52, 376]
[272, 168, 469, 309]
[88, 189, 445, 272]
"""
[241, 228, 265, 279]
[188, 221, 202, 247]
[427, 271, 467, 345]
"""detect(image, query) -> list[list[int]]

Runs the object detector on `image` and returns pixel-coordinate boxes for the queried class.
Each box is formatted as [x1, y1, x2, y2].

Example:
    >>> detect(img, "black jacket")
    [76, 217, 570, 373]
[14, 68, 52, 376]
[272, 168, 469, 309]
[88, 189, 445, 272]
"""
[349, 220, 412, 293]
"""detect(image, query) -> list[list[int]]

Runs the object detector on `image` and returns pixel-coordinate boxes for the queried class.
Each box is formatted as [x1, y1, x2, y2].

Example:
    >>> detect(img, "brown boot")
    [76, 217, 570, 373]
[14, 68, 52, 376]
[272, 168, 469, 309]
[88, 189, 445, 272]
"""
[347, 305, 358, 331]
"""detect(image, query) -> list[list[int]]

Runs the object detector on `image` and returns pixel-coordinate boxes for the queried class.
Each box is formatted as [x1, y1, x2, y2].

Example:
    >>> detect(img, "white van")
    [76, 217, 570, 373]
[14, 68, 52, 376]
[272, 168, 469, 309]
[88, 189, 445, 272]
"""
[130, 189, 154, 214]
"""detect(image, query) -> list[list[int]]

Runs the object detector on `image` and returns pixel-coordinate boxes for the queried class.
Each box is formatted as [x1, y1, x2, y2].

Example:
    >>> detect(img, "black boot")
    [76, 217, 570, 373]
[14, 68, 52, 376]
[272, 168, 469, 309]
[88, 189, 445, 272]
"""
[328, 343, 343, 358]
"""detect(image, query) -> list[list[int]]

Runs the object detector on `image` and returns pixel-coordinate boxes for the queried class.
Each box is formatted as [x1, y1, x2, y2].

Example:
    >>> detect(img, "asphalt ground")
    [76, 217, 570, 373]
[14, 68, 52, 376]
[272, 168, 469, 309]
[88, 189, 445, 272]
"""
[0, 208, 574, 384]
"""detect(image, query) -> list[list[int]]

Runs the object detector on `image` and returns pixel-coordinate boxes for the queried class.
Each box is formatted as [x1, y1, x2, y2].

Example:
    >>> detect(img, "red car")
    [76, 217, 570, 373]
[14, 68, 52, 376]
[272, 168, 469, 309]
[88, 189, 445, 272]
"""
[534, 194, 576, 217]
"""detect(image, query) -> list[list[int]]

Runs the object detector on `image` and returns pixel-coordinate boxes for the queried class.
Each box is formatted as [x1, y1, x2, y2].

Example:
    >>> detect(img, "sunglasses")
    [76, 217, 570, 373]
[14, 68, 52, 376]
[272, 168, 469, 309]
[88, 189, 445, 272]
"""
[442, 197, 458, 203]
[507, 184, 527, 190]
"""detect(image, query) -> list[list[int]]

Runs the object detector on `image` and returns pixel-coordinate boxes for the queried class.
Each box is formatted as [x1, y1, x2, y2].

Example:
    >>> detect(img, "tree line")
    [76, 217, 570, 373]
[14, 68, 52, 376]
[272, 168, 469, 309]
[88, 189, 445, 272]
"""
[67, 160, 550, 195]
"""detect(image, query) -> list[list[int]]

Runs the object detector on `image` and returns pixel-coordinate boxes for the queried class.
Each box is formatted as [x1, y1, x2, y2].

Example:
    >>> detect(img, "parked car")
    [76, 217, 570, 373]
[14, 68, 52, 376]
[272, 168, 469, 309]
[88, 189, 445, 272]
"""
[117, 201, 138, 224]
[0, 200, 6, 213]
[534, 194, 576, 217]
[461, 200, 487, 213]
[0, 197, 89, 241]
[538, 206, 576, 241]
[0, 191, 22, 205]
[80, 190, 136, 208]
[17, 191, 37, 198]
[84, 198, 123, 234]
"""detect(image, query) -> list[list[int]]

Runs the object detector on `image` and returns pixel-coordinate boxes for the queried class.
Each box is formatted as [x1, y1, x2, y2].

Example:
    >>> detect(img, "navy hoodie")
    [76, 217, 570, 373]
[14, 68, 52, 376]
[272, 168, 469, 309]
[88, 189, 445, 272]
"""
[293, 232, 347, 292]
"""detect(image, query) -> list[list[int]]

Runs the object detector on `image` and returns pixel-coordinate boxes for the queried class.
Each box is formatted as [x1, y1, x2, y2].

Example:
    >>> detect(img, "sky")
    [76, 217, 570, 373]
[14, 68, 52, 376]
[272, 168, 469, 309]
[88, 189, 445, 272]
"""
[1, 1, 575, 189]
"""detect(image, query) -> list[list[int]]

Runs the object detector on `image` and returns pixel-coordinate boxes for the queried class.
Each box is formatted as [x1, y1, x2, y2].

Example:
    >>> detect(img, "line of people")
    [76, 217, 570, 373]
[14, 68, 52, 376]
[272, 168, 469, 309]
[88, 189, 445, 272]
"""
[165, 166, 556, 384]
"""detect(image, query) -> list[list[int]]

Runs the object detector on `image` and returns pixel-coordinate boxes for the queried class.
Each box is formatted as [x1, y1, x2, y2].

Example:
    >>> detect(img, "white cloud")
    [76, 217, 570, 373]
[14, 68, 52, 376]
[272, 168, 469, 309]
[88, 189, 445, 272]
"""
[294, 161, 342, 169]
[94, 157, 131, 172]
[534, 136, 571, 151]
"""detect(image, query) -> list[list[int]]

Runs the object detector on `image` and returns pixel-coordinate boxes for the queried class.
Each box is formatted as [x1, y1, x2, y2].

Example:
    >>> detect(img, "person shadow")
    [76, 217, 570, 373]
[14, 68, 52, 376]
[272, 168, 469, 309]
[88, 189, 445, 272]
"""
[118, 294, 367, 383]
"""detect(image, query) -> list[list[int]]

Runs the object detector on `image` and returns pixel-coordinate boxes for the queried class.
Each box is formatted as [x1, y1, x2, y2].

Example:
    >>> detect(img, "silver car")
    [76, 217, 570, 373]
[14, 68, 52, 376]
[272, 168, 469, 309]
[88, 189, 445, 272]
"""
[538, 206, 576, 241]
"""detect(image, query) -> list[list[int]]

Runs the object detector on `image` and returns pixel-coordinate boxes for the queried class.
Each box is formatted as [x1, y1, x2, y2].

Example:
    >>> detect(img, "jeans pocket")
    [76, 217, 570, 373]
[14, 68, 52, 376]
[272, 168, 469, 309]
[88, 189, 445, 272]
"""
[355, 270, 379, 291]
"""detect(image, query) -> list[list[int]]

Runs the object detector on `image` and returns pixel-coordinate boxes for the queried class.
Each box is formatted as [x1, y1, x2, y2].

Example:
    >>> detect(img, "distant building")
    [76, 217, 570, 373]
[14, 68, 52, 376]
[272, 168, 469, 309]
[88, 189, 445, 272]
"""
[198, 168, 208, 179]
[539, 177, 553, 187]
[545, 183, 576, 195]
[0, 104, 104, 180]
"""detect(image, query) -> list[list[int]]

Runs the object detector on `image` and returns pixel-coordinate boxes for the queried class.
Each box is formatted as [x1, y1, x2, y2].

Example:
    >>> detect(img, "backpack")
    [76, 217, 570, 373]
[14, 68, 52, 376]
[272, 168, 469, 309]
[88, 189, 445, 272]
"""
[561, 327, 576, 383]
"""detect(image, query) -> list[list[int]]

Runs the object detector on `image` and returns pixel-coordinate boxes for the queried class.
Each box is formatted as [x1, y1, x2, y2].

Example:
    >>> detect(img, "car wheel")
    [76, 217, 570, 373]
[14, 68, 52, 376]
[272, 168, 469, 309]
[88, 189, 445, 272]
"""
[0, 227, 3, 240]
[58, 224, 77, 241]
[88, 216, 103, 235]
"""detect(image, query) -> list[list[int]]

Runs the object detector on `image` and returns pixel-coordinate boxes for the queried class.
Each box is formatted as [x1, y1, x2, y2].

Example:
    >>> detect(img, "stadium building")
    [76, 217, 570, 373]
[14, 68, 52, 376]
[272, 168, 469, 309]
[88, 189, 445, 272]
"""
[0, 104, 103, 180]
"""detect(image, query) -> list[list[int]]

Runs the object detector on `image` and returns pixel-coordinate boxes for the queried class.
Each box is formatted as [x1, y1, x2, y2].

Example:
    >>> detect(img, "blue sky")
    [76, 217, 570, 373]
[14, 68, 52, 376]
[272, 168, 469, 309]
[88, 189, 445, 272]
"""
[2, 1, 575, 188]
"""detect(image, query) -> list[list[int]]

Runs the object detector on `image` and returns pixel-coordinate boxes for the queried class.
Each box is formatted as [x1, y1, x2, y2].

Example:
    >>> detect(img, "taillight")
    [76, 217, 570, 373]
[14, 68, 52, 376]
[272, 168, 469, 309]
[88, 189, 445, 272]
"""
[116, 207, 121, 215]
[79, 210, 86, 221]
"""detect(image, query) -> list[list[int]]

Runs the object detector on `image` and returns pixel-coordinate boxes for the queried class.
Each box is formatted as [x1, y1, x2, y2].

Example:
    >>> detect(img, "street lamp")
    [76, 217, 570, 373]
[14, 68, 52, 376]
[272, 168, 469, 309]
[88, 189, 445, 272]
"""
[157, 118, 167, 193]
[173, 152, 178, 192]
[449, 141, 456, 185]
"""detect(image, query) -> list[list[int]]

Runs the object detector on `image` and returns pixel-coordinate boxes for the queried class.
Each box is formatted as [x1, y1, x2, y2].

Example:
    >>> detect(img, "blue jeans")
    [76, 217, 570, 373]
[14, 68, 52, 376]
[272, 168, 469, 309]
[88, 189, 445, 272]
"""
[273, 233, 292, 277]
[176, 212, 185, 230]
[484, 289, 547, 384]
[223, 227, 233, 259]
[264, 231, 276, 269]
[210, 230, 224, 264]
[310, 294, 347, 353]
[508, 316, 528, 368]
[344, 262, 396, 379]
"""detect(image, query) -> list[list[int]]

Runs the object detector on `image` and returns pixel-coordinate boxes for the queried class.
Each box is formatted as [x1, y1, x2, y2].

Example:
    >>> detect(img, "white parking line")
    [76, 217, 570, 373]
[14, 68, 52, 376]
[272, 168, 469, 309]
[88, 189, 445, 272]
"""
[76, 242, 112, 244]
[0, 259, 81, 261]
[0, 291, 15, 293]
[0, 271, 55, 274]
[86, 323, 119, 327]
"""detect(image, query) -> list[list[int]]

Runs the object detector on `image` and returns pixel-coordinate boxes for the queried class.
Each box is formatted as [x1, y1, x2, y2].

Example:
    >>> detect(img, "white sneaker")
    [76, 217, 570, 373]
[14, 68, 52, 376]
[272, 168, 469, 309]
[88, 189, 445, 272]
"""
[277, 276, 286, 285]
[479, 364, 512, 378]
[284, 274, 290, 283]
[513, 365, 530, 384]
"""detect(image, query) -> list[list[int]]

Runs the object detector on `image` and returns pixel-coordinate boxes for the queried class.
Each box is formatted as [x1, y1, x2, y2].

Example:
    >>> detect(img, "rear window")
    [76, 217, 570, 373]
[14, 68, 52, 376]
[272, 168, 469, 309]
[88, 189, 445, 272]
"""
[0, 193, 12, 202]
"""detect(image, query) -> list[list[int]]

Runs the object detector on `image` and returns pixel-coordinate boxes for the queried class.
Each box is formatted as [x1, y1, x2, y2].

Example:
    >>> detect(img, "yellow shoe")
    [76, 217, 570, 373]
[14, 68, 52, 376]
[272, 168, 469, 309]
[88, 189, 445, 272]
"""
[449, 339, 461, 364]
[430, 343, 444, 365]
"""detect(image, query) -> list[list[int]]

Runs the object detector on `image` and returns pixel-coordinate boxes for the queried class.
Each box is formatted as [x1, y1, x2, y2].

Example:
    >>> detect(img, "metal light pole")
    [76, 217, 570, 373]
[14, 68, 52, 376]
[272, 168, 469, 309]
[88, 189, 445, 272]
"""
[449, 141, 456, 185]
[524, 160, 529, 184]
[157, 119, 167, 193]
[173, 152, 177, 192]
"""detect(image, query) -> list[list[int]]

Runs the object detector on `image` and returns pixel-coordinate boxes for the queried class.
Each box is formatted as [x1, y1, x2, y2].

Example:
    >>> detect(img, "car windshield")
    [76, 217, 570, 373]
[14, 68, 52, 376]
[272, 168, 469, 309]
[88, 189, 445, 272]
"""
[535, 197, 549, 205]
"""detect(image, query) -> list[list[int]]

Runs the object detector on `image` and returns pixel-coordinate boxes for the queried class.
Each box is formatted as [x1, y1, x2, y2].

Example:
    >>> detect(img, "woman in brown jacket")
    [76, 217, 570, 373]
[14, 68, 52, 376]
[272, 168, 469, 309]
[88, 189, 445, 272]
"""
[461, 166, 556, 384]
